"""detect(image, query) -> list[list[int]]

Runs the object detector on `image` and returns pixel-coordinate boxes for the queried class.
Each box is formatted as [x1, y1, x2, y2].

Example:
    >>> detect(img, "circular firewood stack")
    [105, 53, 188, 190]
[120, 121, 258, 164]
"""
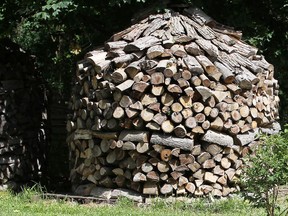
[0, 39, 47, 186]
[67, 8, 280, 197]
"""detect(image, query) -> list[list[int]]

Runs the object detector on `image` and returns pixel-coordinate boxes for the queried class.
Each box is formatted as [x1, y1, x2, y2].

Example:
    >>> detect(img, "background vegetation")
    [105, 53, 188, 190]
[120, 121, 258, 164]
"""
[1, 0, 287, 110]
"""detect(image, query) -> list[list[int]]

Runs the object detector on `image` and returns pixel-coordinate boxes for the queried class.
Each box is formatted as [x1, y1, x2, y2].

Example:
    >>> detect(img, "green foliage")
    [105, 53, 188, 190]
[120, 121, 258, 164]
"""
[241, 130, 288, 215]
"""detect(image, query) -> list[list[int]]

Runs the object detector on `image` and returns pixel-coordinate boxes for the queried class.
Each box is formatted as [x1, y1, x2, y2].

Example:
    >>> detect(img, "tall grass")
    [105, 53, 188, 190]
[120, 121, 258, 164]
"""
[0, 187, 268, 216]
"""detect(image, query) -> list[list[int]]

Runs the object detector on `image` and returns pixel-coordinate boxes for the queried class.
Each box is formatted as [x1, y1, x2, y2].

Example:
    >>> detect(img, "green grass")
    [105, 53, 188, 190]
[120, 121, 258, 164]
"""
[0, 189, 269, 216]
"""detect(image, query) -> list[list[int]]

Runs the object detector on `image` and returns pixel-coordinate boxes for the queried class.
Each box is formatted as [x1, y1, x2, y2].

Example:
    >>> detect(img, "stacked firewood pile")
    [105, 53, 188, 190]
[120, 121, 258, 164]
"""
[0, 39, 47, 185]
[67, 8, 280, 197]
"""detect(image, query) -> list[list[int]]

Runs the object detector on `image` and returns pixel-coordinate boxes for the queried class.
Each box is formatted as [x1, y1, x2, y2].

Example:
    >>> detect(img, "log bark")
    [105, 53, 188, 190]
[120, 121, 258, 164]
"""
[201, 130, 234, 147]
[150, 133, 194, 151]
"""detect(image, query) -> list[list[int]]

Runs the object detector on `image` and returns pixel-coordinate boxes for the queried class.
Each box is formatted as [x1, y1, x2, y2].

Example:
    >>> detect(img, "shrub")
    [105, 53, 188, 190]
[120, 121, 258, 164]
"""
[241, 128, 288, 216]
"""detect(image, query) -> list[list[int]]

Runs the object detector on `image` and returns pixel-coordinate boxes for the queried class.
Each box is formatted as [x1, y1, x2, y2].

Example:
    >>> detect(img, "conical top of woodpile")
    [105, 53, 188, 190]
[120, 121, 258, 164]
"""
[69, 8, 280, 198]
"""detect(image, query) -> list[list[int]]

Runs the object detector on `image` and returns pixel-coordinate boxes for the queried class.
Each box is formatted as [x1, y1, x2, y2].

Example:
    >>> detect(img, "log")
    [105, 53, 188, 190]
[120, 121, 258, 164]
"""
[185, 42, 203, 56]
[167, 84, 183, 94]
[150, 133, 194, 151]
[111, 68, 127, 83]
[151, 85, 164, 96]
[87, 51, 110, 73]
[235, 129, 259, 146]
[157, 161, 170, 173]
[192, 102, 205, 113]
[171, 112, 183, 124]
[197, 152, 211, 164]
[141, 108, 154, 122]
[171, 102, 183, 112]
[161, 93, 174, 106]
[141, 94, 157, 106]
[147, 45, 164, 59]
[204, 172, 218, 183]
[161, 120, 174, 133]
[136, 142, 150, 154]
[174, 124, 187, 138]
[182, 108, 193, 119]
[119, 130, 149, 142]
[179, 96, 193, 108]
[160, 149, 172, 162]
[122, 141, 136, 150]
[151, 72, 164, 85]
[214, 61, 235, 84]
[132, 81, 150, 93]
[201, 130, 234, 147]
[124, 36, 160, 52]
[220, 158, 231, 169]
[196, 55, 222, 81]
[171, 44, 187, 57]
[164, 63, 178, 78]
[195, 86, 213, 102]
[183, 55, 204, 75]
[195, 38, 219, 57]
[143, 182, 159, 195]
[160, 184, 173, 195]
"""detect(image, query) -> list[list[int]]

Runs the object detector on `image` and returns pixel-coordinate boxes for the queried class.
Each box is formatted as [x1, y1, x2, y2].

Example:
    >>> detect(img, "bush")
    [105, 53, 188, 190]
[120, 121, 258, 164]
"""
[241, 128, 288, 216]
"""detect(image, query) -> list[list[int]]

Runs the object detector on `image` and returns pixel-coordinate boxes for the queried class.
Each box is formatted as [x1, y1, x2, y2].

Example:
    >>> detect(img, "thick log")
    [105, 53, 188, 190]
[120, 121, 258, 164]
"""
[171, 102, 183, 112]
[157, 161, 170, 173]
[147, 45, 164, 59]
[156, 59, 172, 72]
[87, 51, 110, 73]
[185, 42, 203, 56]
[151, 72, 164, 85]
[150, 133, 194, 151]
[116, 79, 135, 92]
[174, 124, 187, 138]
[235, 129, 259, 146]
[195, 38, 219, 57]
[220, 158, 231, 169]
[195, 86, 213, 102]
[196, 55, 221, 81]
[183, 55, 204, 75]
[141, 94, 157, 106]
[161, 120, 174, 133]
[132, 81, 150, 93]
[179, 96, 193, 108]
[164, 63, 177, 78]
[182, 108, 193, 119]
[167, 84, 183, 94]
[170, 112, 182, 124]
[111, 68, 127, 84]
[119, 130, 149, 142]
[124, 36, 160, 52]
[141, 108, 154, 122]
[201, 130, 234, 147]
[160, 184, 173, 195]
[171, 44, 187, 57]
[151, 85, 164, 96]
[214, 61, 235, 84]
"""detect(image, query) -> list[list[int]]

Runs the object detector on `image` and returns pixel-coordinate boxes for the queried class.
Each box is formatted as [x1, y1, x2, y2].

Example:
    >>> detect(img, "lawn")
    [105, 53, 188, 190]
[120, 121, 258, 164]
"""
[0, 188, 269, 216]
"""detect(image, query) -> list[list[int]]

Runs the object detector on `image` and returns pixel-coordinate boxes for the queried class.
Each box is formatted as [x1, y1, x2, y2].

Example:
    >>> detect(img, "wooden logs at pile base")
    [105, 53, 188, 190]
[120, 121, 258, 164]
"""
[0, 39, 47, 185]
[67, 8, 280, 197]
